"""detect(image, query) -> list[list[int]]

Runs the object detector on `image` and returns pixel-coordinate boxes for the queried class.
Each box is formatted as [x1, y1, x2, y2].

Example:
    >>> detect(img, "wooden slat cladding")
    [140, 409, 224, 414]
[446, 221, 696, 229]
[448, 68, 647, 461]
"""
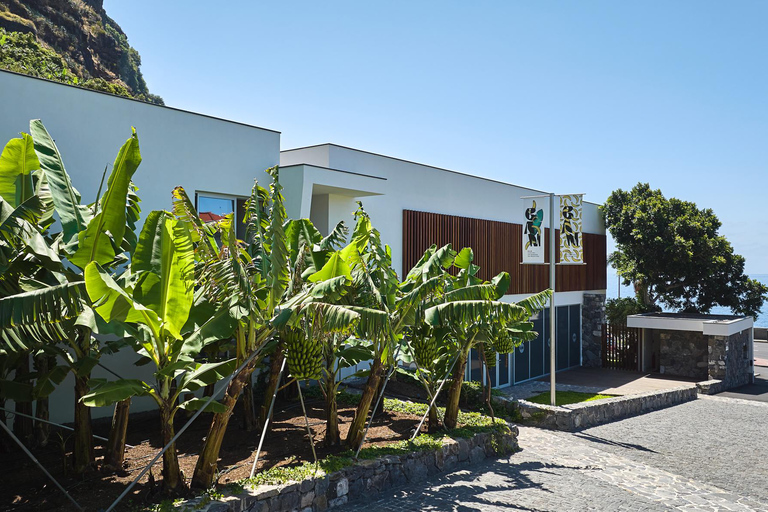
[402, 210, 607, 294]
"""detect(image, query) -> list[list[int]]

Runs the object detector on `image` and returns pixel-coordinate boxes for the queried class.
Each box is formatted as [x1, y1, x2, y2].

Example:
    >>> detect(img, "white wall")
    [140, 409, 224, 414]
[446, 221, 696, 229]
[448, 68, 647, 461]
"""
[0, 71, 280, 218]
[280, 144, 605, 281]
[0, 71, 281, 422]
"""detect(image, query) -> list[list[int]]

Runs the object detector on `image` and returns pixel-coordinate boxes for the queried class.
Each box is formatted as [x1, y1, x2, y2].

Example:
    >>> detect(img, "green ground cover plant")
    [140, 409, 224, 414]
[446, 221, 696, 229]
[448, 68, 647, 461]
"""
[526, 391, 614, 406]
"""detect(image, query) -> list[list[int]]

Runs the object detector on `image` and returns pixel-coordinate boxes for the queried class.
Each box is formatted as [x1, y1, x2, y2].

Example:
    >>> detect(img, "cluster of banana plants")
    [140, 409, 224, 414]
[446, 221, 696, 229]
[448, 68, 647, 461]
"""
[0, 120, 551, 498]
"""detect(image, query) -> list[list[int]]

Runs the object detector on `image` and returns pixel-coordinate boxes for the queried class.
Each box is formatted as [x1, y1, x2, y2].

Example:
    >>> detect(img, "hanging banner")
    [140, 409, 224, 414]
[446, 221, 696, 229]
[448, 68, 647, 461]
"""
[559, 194, 583, 264]
[522, 198, 545, 263]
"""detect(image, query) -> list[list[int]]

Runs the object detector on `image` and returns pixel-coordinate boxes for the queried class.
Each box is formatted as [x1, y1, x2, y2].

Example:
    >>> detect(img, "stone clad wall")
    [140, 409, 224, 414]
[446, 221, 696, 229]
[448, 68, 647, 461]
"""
[657, 330, 708, 380]
[582, 293, 606, 367]
[709, 329, 752, 390]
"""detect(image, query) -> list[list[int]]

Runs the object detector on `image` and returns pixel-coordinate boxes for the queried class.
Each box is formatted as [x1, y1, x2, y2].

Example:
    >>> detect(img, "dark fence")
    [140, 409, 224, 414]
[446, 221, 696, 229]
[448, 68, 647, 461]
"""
[601, 324, 640, 371]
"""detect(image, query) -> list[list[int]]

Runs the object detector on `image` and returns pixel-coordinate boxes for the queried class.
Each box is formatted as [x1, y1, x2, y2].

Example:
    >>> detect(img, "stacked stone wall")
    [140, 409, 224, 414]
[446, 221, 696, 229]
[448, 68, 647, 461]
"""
[582, 293, 606, 367]
[708, 329, 751, 390]
[658, 330, 708, 380]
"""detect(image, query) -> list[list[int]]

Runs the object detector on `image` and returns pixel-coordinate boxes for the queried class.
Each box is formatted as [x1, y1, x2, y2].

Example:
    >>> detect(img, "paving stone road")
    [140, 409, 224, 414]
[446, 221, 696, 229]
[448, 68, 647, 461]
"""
[338, 396, 768, 511]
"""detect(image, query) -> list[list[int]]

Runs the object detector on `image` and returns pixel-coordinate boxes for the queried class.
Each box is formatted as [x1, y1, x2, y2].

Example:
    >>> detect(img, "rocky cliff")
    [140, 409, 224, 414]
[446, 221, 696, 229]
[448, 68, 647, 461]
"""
[0, 0, 163, 104]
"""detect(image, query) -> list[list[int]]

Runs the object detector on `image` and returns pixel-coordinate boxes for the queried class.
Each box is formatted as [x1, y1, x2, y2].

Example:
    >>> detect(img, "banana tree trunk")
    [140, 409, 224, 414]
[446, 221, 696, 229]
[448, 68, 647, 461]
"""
[73, 328, 94, 473]
[479, 344, 494, 420]
[191, 360, 258, 490]
[103, 398, 131, 471]
[427, 402, 440, 433]
[33, 354, 53, 447]
[325, 386, 340, 447]
[12, 355, 33, 446]
[258, 345, 284, 428]
[73, 373, 95, 473]
[443, 350, 468, 430]
[160, 402, 183, 493]
[242, 380, 256, 431]
[345, 357, 384, 449]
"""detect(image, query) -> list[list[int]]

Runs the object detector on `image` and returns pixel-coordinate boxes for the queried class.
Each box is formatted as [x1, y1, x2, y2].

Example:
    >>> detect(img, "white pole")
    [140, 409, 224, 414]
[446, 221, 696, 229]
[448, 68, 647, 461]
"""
[550, 192, 557, 407]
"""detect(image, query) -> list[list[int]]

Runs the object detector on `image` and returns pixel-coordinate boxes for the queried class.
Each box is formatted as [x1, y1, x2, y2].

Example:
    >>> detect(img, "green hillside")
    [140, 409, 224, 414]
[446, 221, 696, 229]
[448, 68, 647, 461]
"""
[0, 0, 162, 104]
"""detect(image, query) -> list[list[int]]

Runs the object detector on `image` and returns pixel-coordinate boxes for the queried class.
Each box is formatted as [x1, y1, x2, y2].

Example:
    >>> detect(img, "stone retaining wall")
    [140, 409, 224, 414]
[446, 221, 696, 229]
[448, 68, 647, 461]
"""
[582, 293, 605, 368]
[183, 427, 519, 512]
[496, 386, 698, 431]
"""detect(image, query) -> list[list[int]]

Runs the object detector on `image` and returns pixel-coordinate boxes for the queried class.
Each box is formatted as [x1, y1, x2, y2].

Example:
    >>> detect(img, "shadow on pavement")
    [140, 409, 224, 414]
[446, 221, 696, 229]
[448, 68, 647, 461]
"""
[571, 432, 658, 454]
[345, 458, 599, 512]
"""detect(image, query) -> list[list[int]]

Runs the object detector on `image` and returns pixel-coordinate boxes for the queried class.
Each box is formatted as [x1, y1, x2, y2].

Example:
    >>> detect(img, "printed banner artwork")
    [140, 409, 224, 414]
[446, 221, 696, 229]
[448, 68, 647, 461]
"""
[559, 194, 583, 264]
[522, 198, 545, 263]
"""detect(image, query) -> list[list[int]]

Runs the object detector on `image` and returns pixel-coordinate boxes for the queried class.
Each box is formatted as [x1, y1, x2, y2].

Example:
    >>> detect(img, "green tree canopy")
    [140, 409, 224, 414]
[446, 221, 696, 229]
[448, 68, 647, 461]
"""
[602, 183, 767, 318]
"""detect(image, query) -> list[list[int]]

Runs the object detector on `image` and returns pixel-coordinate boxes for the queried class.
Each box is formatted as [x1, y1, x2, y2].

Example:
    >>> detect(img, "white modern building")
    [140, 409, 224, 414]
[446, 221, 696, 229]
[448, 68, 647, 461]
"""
[0, 70, 607, 422]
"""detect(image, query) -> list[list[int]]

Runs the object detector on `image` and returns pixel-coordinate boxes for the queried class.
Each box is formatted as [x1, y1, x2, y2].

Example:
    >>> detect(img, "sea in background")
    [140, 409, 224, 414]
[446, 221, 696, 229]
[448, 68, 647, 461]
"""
[606, 273, 768, 327]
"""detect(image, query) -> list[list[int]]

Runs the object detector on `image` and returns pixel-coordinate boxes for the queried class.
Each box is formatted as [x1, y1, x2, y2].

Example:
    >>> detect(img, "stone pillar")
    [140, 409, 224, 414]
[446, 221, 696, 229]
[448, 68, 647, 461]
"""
[708, 330, 752, 390]
[581, 293, 606, 367]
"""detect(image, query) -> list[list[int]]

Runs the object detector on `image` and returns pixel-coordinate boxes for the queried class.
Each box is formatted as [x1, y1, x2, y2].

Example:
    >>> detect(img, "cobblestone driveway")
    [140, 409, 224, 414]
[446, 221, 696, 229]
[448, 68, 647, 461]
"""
[338, 396, 768, 511]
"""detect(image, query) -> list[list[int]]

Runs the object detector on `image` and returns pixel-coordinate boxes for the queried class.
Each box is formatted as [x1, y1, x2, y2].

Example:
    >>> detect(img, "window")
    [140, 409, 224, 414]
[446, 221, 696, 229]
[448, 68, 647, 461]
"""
[196, 193, 247, 240]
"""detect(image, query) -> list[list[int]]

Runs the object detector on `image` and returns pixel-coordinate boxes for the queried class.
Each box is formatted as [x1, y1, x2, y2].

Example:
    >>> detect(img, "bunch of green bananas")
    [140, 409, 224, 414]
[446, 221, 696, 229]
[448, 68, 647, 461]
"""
[483, 343, 497, 368]
[284, 328, 323, 380]
[412, 336, 438, 368]
[492, 335, 515, 354]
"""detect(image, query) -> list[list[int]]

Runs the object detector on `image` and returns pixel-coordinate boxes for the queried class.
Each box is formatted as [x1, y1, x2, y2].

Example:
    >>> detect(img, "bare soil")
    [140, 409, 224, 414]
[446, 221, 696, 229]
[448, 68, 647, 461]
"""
[0, 395, 425, 511]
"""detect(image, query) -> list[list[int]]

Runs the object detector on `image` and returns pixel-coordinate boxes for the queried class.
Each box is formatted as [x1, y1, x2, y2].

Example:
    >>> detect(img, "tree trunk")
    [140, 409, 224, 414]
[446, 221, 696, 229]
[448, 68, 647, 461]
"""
[73, 373, 95, 473]
[33, 354, 53, 447]
[427, 403, 440, 434]
[443, 351, 468, 430]
[73, 328, 95, 473]
[479, 344, 494, 420]
[160, 403, 183, 493]
[258, 346, 284, 428]
[345, 357, 384, 449]
[103, 399, 131, 471]
[191, 361, 257, 490]
[371, 374, 385, 416]
[242, 379, 257, 431]
[325, 388, 340, 447]
[13, 355, 33, 446]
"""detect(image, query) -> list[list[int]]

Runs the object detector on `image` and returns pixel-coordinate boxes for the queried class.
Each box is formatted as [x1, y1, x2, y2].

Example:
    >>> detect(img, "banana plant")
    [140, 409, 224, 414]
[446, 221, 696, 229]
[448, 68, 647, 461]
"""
[189, 168, 295, 489]
[84, 210, 234, 492]
[423, 248, 551, 428]
[0, 120, 142, 472]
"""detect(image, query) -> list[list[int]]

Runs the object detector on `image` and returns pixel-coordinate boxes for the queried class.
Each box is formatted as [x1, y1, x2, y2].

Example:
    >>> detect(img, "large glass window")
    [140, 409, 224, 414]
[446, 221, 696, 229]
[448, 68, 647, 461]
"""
[196, 193, 247, 240]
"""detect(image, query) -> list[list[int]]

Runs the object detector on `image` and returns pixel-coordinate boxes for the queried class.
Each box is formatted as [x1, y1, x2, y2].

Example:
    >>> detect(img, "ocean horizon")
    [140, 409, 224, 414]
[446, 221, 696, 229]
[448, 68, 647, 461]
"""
[606, 273, 768, 327]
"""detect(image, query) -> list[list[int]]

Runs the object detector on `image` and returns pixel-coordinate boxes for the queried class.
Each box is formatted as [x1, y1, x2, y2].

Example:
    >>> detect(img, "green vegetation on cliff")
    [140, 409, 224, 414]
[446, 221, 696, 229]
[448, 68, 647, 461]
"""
[0, 0, 162, 104]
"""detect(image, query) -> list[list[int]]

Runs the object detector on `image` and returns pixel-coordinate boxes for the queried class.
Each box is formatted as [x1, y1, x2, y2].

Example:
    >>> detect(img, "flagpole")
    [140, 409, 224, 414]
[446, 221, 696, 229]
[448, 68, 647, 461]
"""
[549, 192, 557, 406]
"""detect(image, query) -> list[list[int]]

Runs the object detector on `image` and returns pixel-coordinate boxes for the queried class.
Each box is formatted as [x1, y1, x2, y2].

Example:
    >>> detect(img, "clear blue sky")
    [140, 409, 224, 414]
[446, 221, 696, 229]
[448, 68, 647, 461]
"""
[104, 0, 768, 274]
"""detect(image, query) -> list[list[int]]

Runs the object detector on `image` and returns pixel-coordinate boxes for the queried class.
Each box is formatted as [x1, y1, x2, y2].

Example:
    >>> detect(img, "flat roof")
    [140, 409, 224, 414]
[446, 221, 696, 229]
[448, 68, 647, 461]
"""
[627, 312, 753, 337]
[0, 69, 281, 134]
[282, 143, 603, 207]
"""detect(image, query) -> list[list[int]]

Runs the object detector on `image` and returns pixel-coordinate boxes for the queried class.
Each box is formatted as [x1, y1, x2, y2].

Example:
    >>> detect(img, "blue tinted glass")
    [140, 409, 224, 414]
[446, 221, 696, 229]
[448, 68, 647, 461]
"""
[198, 196, 234, 220]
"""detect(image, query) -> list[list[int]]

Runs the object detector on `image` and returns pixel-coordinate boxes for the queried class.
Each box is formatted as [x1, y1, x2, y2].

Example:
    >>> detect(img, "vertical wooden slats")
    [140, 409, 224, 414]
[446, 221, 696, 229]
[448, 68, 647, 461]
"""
[402, 209, 608, 293]
[601, 324, 640, 370]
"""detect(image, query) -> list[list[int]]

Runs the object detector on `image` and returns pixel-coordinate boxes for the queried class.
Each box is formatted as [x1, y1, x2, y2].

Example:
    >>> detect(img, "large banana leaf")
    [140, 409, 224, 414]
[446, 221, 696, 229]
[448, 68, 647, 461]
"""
[131, 212, 195, 340]
[29, 120, 91, 247]
[265, 167, 289, 314]
[424, 300, 528, 329]
[0, 281, 86, 337]
[308, 251, 351, 283]
[177, 359, 237, 394]
[285, 218, 321, 265]
[81, 378, 155, 407]
[70, 128, 142, 268]
[0, 133, 39, 208]
[85, 261, 162, 358]
[516, 289, 553, 316]
[171, 186, 219, 261]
